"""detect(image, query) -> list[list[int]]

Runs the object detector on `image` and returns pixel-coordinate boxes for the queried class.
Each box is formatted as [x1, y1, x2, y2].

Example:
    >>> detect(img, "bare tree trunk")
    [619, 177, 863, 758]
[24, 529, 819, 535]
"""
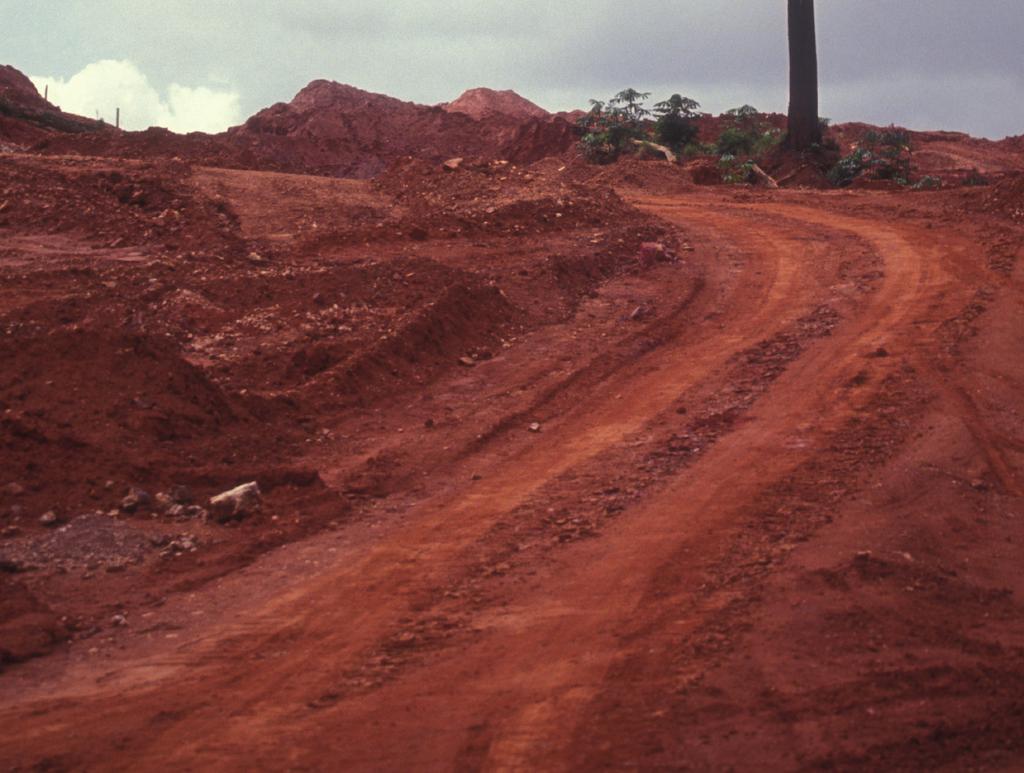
[785, 0, 822, 151]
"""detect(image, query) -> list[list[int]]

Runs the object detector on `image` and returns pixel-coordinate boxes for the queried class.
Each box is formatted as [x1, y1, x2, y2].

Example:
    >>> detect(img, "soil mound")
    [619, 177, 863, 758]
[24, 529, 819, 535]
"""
[0, 576, 67, 665]
[0, 155, 245, 255]
[375, 156, 637, 236]
[980, 173, 1024, 223]
[443, 88, 549, 122]
[0, 65, 102, 147]
[0, 330, 251, 515]
[500, 117, 579, 165]
[0, 65, 47, 111]
[31, 127, 257, 172]
[228, 80, 540, 178]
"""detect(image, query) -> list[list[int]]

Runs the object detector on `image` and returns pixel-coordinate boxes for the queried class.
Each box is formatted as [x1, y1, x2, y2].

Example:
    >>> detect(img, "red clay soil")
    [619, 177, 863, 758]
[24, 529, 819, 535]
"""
[442, 88, 549, 122]
[2, 106, 1024, 771]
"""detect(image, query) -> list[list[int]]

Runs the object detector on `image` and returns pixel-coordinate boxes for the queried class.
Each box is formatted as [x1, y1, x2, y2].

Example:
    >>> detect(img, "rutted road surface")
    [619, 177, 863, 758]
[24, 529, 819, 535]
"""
[2, 190, 1023, 771]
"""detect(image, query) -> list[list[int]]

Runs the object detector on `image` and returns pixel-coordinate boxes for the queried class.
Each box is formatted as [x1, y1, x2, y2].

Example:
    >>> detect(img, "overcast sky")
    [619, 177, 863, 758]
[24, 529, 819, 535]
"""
[4, 1, 1022, 138]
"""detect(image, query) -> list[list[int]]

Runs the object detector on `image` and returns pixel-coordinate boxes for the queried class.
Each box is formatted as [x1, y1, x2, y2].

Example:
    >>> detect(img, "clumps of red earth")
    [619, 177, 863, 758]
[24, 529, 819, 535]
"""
[30, 127, 262, 173]
[374, 156, 636, 236]
[0, 576, 67, 664]
[0, 329, 280, 518]
[980, 172, 1024, 223]
[0, 155, 245, 255]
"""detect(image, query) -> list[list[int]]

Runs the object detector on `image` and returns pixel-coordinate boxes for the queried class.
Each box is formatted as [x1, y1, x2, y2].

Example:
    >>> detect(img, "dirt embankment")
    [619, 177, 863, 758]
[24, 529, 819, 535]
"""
[0, 65, 104, 148]
[0, 148, 672, 667]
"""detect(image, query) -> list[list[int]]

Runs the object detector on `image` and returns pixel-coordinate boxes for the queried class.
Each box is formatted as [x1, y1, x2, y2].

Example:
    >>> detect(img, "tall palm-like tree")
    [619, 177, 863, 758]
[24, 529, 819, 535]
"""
[785, 0, 822, 150]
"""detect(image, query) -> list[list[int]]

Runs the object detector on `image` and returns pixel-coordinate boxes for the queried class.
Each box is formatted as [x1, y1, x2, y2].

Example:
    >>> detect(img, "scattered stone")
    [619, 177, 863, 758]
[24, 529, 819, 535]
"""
[458, 356, 476, 367]
[110, 614, 128, 627]
[869, 347, 890, 358]
[529, 422, 542, 433]
[154, 492, 174, 512]
[121, 487, 151, 513]
[39, 511, 59, 527]
[247, 251, 268, 265]
[442, 157, 464, 171]
[629, 306, 648, 322]
[209, 482, 262, 522]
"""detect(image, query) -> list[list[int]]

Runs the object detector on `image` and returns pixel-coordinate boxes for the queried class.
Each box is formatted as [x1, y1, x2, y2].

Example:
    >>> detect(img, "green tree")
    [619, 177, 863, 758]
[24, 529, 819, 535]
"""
[653, 94, 701, 149]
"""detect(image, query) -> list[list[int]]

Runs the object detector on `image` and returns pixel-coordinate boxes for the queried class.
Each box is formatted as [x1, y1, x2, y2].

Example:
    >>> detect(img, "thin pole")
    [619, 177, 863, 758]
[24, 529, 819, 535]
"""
[44, 84, 48, 101]
[116, 107, 120, 129]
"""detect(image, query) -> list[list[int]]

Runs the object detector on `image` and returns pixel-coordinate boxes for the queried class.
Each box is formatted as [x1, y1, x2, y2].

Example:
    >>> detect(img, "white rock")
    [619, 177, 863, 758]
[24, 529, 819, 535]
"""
[209, 482, 261, 522]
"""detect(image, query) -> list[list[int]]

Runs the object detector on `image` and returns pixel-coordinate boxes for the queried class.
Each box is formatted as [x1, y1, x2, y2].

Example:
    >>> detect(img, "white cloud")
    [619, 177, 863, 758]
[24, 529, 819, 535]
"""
[30, 60, 242, 134]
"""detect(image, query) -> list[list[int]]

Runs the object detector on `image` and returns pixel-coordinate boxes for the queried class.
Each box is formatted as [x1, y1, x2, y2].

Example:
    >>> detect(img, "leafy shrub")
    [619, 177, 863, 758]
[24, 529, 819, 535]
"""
[715, 105, 781, 158]
[827, 127, 913, 187]
[719, 154, 756, 184]
[576, 89, 651, 163]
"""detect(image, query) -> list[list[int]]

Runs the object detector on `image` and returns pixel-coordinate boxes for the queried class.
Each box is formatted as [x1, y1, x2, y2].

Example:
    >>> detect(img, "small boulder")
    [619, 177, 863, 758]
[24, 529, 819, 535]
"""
[39, 511, 59, 527]
[121, 487, 151, 513]
[442, 157, 464, 172]
[209, 482, 261, 522]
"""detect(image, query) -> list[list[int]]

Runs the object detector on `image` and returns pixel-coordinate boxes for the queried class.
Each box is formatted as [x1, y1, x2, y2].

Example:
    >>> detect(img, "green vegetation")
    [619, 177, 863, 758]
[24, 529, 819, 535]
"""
[827, 128, 912, 187]
[653, 94, 701, 150]
[576, 89, 652, 163]
[715, 105, 782, 158]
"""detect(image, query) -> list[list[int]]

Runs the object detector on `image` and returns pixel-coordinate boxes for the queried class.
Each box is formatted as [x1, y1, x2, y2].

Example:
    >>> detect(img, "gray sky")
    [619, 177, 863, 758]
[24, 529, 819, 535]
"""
[4, 1, 1022, 138]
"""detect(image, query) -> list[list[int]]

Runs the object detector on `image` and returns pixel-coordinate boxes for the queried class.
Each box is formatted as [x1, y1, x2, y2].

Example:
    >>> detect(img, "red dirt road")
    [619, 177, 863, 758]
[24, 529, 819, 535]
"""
[2, 186, 1023, 771]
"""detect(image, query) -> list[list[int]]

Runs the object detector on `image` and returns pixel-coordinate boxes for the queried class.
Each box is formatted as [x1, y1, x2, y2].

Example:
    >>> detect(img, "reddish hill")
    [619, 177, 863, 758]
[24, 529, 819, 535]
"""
[442, 88, 548, 122]
[0, 65, 102, 146]
[228, 80, 575, 178]
[2, 65, 575, 176]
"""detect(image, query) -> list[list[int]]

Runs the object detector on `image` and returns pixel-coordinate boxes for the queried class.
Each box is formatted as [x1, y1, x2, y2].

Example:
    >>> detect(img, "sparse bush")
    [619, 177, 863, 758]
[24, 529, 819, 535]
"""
[912, 176, 942, 190]
[715, 105, 781, 158]
[719, 154, 756, 184]
[576, 89, 651, 163]
[683, 141, 717, 157]
[827, 127, 912, 187]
